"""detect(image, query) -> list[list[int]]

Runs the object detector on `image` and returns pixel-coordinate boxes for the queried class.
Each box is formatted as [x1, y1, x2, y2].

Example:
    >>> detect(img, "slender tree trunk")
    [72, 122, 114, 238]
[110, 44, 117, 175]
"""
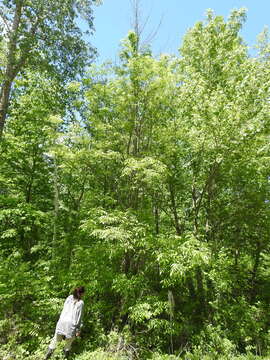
[0, 80, 13, 136]
[192, 163, 219, 234]
[168, 180, 182, 235]
[52, 159, 59, 262]
[250, 241, 262, 303]
[192, 183, 199, 233]
[196, 267, 205, 317]
[0, 0, 23, 137]
[25, 150, 38, 203]
[168, 290, 175, 354]
[154, 203, 159, 235]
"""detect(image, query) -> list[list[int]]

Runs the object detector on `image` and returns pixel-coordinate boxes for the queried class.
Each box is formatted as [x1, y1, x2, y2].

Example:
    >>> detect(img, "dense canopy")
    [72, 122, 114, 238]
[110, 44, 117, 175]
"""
[0, 5, 270, 360]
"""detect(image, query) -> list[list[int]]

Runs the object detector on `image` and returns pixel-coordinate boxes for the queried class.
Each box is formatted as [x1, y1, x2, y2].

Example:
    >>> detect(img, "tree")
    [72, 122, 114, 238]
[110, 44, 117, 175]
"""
[0, 0, 100, 137]
[78, 10, 270, 354]
[1, 7, 270, 358]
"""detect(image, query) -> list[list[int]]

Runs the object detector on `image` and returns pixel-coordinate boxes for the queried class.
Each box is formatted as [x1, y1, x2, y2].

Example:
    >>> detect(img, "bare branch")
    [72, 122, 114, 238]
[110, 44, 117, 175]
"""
[143, 14, 164, 46]
[129, 0, 164, 51]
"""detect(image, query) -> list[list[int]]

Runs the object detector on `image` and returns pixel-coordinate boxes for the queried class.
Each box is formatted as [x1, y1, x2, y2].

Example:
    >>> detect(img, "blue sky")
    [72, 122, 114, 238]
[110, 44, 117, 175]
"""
[89, 0, 270, 62]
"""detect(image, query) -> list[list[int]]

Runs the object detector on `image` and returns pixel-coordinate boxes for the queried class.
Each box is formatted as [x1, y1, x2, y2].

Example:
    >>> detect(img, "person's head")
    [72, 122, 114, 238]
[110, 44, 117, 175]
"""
[73, 286, 85, 300]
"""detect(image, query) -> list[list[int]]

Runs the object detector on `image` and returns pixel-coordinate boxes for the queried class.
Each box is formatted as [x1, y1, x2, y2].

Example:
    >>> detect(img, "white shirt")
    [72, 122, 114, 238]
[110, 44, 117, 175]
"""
[55, 295, 84, 338]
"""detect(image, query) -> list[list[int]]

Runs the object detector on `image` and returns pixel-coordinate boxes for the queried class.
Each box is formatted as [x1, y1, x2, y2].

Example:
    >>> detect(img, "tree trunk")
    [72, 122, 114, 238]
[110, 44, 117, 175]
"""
[250, 241, 262, 303]
[168, 180, 182, 235]
[0, 80, 13, 136]
[154, 203, 159, 235]
[52, 159, 59, 262]
[0, 0, 23, 137]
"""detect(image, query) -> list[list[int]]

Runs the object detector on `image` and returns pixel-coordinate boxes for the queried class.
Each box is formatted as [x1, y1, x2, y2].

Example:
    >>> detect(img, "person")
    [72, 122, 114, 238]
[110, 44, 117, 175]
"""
[45, 286, 85, 359]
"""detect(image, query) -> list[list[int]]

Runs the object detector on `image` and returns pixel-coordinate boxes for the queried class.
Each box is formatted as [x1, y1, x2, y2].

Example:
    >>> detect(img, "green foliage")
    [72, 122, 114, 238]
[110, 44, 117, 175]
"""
[1, 7, 270, 360]
[0, 0, 98, 78]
